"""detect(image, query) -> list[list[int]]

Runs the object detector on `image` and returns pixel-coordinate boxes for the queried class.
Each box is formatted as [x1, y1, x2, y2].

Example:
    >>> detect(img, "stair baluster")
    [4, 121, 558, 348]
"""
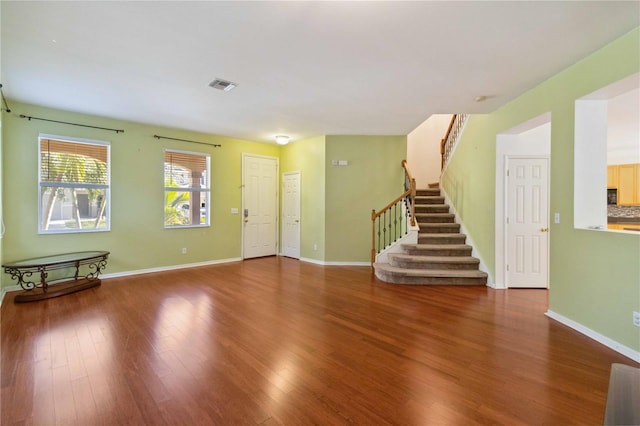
[371, 160, 416, 265]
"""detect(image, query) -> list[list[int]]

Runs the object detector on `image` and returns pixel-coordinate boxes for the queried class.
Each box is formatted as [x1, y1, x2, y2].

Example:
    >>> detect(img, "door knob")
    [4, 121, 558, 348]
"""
[540, 227, 549, 232]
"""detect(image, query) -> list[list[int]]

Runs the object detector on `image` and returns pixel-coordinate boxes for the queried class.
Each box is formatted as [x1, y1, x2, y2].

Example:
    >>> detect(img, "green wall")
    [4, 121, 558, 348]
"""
[280, 135, 407, 263]
[442, 28, 640, 352]
[2, 101, 279, 281]
[280, 135, 326, 261]
[2, 103, 406, 291]
[325, 135, 406, 262]
[0, 92, 3, 291]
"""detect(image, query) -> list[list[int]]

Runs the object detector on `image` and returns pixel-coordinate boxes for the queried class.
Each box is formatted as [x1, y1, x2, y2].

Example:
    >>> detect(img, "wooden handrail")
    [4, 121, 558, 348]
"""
[401, 160, 417, 227]
[440, 114, 469, 171]
[370, 188, 414, 265]
[371, 160, 417, 265]
[401, 159, 414, 186]
[371, 188, 413, 222]
[441, 114, 457, 170]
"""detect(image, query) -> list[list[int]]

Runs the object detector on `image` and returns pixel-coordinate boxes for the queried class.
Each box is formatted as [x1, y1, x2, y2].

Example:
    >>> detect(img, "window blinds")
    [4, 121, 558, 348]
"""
[40, 138, 109, 185]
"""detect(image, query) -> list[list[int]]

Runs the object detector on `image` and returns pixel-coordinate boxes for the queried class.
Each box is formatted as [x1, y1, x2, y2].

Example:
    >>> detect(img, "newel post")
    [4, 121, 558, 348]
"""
[371, 209, 377, 267]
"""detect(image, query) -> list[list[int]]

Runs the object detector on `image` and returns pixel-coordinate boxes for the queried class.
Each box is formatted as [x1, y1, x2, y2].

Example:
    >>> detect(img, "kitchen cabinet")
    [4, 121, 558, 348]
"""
[608, 163, 640, 205]
[608, 223, 640, 231]
[607, 165, 619, 188]
[618, 164, 640, 205]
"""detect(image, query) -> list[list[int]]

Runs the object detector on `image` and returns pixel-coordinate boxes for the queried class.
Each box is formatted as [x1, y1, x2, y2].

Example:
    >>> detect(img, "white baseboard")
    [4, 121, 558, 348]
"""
[0, 257, 242, 304]
[439, 186, 495, 287]
[1, 285, 21, 305]
[101, 257, 242, 279]
[546, 310, 640, 363]
[299, 257, 370, 267]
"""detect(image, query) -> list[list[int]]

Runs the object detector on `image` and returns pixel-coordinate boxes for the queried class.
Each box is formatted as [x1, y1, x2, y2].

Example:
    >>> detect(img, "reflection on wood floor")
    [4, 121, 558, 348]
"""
[1, 256, 633, 425]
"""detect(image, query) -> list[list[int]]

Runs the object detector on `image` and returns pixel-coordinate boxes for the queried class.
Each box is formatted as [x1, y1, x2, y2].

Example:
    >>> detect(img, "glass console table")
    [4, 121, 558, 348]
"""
[2, 251, 109, 303]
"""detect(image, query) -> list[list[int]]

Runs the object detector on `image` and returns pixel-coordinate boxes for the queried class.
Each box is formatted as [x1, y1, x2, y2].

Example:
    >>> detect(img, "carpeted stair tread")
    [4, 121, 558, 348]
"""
[402, 243, 473, 256]
[375, 263, 487, 277]
[404, 243, 472, 250]
[373, 185, 487, 286]
[374, 263, 488, 285]
[419, 223, 461, 233]
[415, 196, 445, 204]
[390, 254, 479, 263]
[415, 205, 450, 213]
[416, 188, 440, 196]
[418, 233, 467, 244]
[415, 213, 456, 223]
[389, 253, 480, 270]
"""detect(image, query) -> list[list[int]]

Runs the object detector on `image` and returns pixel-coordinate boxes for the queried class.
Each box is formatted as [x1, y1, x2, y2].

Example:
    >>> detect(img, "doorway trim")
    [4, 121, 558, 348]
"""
[495, 113, 551, 289]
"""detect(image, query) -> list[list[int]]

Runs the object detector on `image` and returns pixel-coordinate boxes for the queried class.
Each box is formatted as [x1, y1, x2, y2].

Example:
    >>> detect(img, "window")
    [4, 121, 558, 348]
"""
[164, 150, 210, 227]
[39, 135, 110, 233]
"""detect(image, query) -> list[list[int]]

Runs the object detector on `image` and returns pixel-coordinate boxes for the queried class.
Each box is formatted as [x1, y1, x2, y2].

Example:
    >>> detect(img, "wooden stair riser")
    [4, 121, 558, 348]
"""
[389, 255, 480, 270]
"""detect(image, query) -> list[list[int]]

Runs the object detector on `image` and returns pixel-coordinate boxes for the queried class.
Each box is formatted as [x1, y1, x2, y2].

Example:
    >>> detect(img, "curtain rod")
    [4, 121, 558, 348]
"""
[153, 134, 221, 147]
[20, 114, 124, 133]
[0, 84, 11, 113]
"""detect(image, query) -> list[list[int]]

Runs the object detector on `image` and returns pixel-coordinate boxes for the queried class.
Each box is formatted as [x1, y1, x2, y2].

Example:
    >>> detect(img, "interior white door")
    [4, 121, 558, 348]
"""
[506, 157, 549, 288]
[242, 155, 278, 259]
[282, 172, 301, 259]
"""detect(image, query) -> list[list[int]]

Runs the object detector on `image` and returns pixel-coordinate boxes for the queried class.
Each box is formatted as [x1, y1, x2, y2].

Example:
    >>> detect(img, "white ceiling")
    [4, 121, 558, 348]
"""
[1, 1, 639, 143]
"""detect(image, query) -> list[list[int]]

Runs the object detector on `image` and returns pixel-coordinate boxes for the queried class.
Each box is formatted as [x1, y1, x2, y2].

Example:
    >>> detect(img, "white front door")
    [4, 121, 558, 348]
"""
[506, 157, 549, 288]
[282, 171, 301, 259]
[242, 154, 278, 259]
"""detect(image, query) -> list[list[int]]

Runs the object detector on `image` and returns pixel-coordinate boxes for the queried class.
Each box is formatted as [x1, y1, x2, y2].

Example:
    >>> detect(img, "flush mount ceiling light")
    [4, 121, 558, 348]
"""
[474, 95, 489, 102]
[208, 78, 237, 92]
[275, 135, 290, 145]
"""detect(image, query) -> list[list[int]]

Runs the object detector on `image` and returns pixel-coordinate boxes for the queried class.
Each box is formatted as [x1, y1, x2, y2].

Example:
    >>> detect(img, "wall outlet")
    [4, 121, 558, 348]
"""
[633, 311, 640, 327]
[313, 244, 318, 251]
[181, 247, 187, 255]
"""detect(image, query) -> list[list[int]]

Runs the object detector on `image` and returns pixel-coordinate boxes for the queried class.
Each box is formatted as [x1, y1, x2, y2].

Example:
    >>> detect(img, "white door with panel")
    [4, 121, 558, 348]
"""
[242, 155, 278, 259]
[282, 172, 301, 259]
[506, 157, 549, 288]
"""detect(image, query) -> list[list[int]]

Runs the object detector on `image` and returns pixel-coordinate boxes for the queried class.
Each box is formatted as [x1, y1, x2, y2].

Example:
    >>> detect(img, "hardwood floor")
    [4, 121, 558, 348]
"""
[1, 256, 635, 425]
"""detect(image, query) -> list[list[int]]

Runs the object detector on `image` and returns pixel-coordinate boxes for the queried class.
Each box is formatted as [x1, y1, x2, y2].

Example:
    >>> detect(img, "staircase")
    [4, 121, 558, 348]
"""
[374, 187, 488, 285]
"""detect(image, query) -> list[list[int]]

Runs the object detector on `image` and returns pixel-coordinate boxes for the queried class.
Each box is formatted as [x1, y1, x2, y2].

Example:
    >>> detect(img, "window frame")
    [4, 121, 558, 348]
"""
[163, 148, 211, 229]
[38, 133, 111, 234]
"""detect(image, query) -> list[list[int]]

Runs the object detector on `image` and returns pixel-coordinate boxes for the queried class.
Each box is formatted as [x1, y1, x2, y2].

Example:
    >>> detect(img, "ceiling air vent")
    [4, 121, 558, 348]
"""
[208, 78, 237, 92]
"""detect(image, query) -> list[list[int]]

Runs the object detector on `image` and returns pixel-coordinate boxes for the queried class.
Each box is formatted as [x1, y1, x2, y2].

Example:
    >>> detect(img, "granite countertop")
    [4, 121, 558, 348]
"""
[608, 206, 640, 223]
